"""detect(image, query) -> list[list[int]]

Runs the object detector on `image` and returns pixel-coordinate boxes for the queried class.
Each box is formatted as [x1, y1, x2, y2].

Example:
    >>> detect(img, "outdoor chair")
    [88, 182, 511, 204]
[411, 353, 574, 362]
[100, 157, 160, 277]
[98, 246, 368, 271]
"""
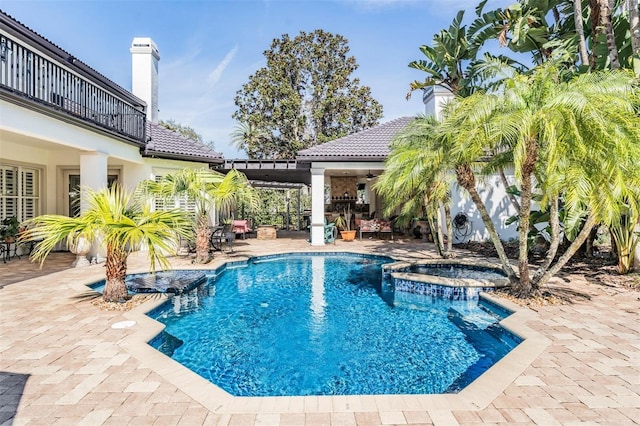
[324, 221, 337, 244]
[232, 219, 251, 239]
[359, 219, 378, 240]
[210, 226, 234, 253]
[378, 219, 394, 239]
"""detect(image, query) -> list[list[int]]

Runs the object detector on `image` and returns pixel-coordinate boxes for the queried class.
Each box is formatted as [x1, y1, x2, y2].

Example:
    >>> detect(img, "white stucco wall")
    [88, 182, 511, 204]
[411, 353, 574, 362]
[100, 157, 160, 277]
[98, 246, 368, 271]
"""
[1, 101, 143, 163]
[1, 99, 212, 220]
[446, 174, 519, 243]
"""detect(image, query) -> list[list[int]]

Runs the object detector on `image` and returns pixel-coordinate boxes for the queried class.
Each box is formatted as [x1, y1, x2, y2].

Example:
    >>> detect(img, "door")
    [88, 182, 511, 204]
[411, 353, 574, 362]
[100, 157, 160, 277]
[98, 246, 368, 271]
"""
[64, 170, 119, 217]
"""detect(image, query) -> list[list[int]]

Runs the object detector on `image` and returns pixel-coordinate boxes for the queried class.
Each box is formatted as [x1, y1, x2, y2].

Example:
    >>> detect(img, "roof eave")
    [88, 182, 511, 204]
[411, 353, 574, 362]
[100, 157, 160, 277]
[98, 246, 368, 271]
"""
[141, 150, 224, 165]
[296, 155, 388, 163]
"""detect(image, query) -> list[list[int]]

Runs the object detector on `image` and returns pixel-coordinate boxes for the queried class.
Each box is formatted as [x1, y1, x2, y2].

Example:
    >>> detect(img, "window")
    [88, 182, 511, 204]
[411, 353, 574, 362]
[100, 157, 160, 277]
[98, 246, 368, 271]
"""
[0, 164, 41, 221]
[153, 175, 196, 217]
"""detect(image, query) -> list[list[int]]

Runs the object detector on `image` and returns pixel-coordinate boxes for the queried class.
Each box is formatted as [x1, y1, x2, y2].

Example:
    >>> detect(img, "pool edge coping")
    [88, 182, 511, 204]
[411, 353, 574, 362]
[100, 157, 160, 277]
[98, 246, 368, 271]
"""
[76, 251, 550, 414]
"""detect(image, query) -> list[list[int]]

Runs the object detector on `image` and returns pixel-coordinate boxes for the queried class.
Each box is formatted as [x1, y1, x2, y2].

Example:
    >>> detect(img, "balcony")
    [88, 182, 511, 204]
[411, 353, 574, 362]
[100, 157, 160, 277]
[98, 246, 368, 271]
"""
[0, 33, 146, 144]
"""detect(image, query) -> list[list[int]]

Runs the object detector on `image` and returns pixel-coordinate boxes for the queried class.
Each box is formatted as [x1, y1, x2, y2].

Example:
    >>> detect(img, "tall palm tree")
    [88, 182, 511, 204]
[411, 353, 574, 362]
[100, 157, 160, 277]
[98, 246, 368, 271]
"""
[629, 0, 640, 58]
[573, 0, 591, 65]
[590, 0, 622, 68]
[440, 65, 640, 295]
[22, 185, 192, 302]
[231, 121, 267, 159]
[407, 8, 524, 256]
[140, 168, 257, 264]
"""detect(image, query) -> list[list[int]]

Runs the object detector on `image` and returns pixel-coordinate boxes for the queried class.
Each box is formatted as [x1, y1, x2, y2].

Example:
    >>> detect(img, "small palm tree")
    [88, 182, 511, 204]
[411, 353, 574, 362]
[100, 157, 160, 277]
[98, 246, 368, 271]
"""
[140, 168, 257, 264]
[22, 185, 193, 302]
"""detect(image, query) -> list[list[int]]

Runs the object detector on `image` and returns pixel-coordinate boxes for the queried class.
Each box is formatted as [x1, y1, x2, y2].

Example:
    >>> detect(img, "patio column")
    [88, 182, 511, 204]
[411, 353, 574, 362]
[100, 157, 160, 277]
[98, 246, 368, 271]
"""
[310, 167, 326, 246]
[80, 152, 108, 214]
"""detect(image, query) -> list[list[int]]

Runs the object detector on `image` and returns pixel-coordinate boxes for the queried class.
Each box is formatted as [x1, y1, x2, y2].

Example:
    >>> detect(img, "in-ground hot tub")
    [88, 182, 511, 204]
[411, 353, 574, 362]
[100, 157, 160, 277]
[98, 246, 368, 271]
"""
[383, 259, 512, 300]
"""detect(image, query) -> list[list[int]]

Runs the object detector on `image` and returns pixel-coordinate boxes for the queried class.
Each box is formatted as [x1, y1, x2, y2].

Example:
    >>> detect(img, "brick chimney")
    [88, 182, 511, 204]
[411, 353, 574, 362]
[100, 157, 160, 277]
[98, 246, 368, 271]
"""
[130, 37, 160, 123]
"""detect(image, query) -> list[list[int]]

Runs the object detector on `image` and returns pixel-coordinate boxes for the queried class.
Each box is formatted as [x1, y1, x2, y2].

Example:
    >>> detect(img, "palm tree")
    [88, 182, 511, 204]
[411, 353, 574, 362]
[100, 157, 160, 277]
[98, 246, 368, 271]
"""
[406, 8, 524, 256]
[590, 0, 622, 68]
[231, 121, 267, 159]
[376, 116, 454, 257]
[629, 0, 640, 59]
[573, 0, 591, 66]
[140, 168, 257, 264]
[440, 65, 640, 295]
[22, 185, 192, 302]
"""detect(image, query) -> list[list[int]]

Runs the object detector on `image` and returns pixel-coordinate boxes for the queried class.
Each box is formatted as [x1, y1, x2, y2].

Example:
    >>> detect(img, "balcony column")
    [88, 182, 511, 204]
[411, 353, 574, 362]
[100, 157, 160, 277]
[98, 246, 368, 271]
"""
[310, 167, 326, 246]
[80, 152, 108, 214]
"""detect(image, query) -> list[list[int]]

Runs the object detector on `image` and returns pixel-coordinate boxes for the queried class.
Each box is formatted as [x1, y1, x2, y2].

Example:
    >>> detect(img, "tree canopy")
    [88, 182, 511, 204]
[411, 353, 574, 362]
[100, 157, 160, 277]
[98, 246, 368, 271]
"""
[233, 29, 383, 159]
[158, 119, 216, 150]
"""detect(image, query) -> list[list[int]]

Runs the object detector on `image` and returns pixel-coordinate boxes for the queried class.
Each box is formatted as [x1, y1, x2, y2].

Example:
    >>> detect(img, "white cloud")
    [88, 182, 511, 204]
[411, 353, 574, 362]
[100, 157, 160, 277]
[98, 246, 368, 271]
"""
[163, 43, 204, 70]
[208, 45, 239, 87]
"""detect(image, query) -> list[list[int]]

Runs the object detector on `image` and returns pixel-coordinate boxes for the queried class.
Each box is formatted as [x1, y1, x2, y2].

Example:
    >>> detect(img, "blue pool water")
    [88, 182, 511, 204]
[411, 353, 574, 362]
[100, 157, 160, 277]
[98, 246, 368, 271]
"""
[148, 254, 520, 397]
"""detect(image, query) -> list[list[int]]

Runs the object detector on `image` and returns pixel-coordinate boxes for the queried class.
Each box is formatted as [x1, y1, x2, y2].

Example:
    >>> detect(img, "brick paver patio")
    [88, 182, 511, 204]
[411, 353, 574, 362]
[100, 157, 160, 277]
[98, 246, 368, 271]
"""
[1, 234, 639, 425]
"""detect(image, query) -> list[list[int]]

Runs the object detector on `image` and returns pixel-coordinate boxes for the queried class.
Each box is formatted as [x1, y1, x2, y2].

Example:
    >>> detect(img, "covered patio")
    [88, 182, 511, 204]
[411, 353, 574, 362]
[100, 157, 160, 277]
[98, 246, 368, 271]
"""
[219, 117, 415, 246]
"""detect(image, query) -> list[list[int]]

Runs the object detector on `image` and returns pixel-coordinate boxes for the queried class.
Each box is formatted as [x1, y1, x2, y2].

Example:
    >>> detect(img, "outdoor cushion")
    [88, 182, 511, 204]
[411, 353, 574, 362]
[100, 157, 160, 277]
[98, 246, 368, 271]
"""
[378, 220, 392, 232]
[359, 220, 378, 232]
[232, 220, 251, 239]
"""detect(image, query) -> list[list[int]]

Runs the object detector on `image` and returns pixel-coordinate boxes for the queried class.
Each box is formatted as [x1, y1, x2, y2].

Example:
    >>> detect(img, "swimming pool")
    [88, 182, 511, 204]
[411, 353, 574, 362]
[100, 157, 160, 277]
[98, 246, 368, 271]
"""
[148, 253, 520, 397]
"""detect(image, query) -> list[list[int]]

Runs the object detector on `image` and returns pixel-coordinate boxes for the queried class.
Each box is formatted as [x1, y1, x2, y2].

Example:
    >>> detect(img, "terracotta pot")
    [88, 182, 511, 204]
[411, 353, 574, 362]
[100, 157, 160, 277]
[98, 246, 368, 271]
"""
[340, 230, 356, 241]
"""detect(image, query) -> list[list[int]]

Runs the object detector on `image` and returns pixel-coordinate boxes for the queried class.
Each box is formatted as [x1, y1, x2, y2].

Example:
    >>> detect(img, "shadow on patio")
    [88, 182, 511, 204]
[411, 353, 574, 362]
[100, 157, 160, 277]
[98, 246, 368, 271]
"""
[0, 371, 29, 424]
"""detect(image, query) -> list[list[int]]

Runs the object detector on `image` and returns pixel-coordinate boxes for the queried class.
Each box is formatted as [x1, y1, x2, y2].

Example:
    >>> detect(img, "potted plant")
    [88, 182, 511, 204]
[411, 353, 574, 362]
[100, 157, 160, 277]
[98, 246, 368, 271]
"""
[221, 217, 233, 232]
[1, 216, 20, 243]
[334, 205, 356, 241]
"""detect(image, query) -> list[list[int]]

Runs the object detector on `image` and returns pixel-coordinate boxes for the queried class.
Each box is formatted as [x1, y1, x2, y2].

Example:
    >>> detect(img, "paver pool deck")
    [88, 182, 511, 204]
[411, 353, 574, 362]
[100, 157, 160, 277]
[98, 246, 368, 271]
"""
[1, 235, 639, 425]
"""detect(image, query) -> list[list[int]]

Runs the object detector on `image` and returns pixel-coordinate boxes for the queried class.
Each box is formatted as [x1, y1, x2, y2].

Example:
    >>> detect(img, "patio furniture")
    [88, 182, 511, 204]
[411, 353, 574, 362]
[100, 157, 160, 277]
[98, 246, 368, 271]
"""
[1, 240, 20, 263]
[324, 221, 337, 244]
[210, 226, 234, 252]
[232, 220, 251, 239]
[378, 220, 394, 239]
[359, 219, 393, 240]
[359, 219, 378, 240]
[257, 225, 277, 240]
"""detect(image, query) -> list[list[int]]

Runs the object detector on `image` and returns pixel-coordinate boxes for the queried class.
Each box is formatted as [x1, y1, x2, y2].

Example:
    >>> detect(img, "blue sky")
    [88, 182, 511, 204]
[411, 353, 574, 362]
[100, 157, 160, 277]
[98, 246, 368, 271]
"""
[0, 0, 512, 158]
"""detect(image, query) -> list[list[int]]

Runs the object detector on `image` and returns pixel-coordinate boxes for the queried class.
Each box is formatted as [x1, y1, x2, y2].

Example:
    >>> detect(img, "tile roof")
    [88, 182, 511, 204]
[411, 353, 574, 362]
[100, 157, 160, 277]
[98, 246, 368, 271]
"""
[143, 122, 223, 163]
[296, 116, 414, 161]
